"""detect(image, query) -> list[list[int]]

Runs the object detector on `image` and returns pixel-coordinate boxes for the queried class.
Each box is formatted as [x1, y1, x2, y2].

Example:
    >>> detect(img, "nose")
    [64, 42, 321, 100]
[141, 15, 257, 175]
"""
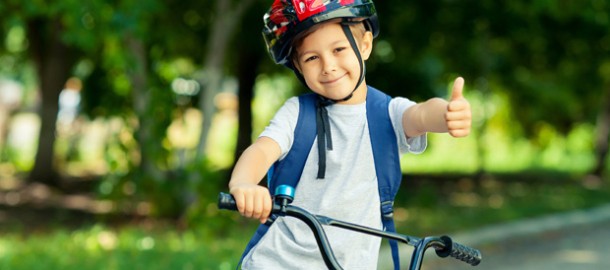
[321, 57, 337, 75]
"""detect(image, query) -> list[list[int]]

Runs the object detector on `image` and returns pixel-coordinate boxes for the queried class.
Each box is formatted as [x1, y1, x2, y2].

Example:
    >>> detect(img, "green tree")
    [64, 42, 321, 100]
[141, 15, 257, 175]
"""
[0, 0, 96, 187]
[372, 0, 610, 175]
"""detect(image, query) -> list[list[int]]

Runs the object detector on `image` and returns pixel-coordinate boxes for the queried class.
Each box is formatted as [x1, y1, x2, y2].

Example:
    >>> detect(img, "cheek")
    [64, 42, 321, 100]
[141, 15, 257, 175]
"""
[300, 64, 319, 79]
[339, 51, 359, 65]
[299, 67, 318, 88]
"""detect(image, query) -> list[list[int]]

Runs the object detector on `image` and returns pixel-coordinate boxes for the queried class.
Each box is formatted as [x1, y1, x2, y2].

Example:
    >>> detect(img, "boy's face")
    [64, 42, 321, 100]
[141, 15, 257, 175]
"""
[294, 22, 373, 104]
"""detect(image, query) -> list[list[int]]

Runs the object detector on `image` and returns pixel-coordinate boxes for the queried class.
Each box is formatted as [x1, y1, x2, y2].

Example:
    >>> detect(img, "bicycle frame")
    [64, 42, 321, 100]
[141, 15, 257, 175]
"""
[218, 192, 482, 270]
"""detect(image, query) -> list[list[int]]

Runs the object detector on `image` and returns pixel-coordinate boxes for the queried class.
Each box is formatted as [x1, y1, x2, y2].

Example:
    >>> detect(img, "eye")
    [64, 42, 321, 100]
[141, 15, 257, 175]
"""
[334, 47, 347, 53]
[303, 55, 318, 63]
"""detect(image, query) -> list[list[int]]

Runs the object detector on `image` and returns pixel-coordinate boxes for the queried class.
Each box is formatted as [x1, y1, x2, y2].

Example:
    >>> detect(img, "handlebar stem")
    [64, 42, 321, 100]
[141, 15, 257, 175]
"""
[408, 236, 447, 270]
[284, 205, 344, 270]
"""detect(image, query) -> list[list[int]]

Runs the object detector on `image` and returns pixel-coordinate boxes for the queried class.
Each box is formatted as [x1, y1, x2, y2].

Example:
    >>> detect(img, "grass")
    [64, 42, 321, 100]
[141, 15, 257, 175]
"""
[1, 174, 608, 270]
[0, 223, 251, 270]
[392, 174, 610, 236]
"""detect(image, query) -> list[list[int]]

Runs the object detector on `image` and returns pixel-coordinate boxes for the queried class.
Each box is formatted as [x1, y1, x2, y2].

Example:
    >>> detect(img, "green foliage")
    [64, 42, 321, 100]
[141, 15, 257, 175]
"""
[369, 0, 610, 137]
[401, 85, 596, 174]
[393, 176, 610, 236]
[1, 0, 610, 239]
[0, 224, 249, 270]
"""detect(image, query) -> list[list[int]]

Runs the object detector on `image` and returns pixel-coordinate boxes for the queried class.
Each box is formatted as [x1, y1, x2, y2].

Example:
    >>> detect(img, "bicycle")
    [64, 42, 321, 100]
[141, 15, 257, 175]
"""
[218, 185, 482, 270]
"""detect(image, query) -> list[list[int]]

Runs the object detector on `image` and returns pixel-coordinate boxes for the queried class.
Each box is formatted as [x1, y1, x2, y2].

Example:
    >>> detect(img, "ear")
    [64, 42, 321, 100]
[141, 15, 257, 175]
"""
[360, 31, 374, 61]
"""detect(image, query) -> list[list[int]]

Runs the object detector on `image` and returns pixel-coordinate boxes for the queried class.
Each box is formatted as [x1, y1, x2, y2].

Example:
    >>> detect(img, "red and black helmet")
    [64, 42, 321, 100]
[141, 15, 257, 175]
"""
[262, 0, 379, 67]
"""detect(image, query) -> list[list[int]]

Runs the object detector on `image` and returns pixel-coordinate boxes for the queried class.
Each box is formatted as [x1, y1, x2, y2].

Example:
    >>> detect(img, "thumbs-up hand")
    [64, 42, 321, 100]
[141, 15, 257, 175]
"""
[446, 77, 471, 137]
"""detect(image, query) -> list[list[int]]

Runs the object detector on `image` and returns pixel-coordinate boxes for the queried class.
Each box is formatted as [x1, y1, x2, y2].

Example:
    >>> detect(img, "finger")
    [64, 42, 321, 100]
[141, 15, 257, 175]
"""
[234, 192, 246, 215]
[445, 110, 472, 122]
[244, 193, 254, 218]
[447, 120, 471, 130]
[447, 99, 470, 112]
[260, 195, 272, 224]
[450, 77, 465, 101]
[449, 128, 470, 138]
[252, 194, 263, 220]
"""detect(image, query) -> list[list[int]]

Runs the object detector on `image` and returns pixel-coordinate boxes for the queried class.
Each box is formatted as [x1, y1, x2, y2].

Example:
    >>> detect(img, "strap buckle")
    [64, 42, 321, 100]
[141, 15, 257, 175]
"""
[381, 201, 394, 220]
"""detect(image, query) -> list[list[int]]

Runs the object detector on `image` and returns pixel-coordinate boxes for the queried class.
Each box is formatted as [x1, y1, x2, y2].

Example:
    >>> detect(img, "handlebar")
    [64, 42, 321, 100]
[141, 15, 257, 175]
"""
[218, 192, 481, 269]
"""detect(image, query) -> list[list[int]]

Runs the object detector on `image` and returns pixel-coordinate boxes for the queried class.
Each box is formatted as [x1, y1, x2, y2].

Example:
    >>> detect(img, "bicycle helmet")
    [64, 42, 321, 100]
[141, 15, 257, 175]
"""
[263, 0, 379, 67]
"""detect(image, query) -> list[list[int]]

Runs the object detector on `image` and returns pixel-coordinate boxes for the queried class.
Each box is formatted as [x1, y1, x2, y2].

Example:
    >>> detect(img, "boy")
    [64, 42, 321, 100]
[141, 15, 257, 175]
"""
[229, 0, 471, 269]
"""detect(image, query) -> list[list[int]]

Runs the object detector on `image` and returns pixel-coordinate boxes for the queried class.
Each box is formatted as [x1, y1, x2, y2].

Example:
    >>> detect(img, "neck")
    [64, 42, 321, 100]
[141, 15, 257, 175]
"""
[335, 81, 368, 105]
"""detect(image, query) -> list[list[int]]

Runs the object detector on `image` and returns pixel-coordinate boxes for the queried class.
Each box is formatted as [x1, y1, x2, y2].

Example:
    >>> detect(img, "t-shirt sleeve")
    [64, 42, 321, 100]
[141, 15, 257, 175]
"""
[259, 97, 299, 160]
[389, 97, 427, 154]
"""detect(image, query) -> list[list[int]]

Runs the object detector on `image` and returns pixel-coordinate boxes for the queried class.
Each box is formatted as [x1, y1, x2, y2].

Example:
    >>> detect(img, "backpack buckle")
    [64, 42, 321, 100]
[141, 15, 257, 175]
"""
[381, 201, 394, 220]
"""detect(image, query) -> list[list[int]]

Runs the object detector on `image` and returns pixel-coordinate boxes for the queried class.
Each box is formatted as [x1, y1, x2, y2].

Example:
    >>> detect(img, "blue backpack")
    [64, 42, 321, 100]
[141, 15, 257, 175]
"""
[239, 86, 403, 270]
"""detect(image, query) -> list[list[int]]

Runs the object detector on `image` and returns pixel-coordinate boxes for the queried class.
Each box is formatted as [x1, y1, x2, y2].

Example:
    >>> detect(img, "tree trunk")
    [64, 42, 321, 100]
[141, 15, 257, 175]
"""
[0, 108, 11, 161]
[195, 0, 254, 162]
[26, 18, 77, 188]
[473, 32, 492, 182]
[592, 85, 610, 177]
[180, 0, 255, 225]
[232, 44, 262, 170]
[125, 33, 163, 180]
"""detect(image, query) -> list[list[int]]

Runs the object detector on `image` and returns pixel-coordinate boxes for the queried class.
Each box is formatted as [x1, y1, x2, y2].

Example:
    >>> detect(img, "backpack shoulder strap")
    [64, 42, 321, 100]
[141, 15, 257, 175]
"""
[237, 93, 318, 269]
[267, 93, 318, 194]
[366, 86, 402, 270]
[366, 86, 402, 210]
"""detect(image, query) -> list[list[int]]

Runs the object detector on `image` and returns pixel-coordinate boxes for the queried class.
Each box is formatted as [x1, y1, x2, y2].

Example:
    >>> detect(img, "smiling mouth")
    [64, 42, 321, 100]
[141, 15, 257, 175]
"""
[321, 74, 346, 84]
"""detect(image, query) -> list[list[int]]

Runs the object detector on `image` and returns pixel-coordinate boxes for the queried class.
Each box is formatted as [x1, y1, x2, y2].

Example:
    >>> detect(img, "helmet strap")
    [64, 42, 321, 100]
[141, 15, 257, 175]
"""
[313, 21, 367, 179]
[338, 20, 366, 101]
[317, 21, 366, 104]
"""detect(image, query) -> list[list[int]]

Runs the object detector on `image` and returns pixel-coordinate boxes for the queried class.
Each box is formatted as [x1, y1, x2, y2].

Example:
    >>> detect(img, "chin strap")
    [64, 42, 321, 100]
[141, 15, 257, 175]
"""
[315, 97, 334, 179]
[314, 20, 366, 179]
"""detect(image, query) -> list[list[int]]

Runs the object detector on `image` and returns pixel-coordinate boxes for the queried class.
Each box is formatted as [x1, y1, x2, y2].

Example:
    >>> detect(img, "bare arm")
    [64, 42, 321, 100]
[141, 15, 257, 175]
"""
[403, 97, 450, 137]
[403, 77, 471, 138]
[228, 136, 282, 223]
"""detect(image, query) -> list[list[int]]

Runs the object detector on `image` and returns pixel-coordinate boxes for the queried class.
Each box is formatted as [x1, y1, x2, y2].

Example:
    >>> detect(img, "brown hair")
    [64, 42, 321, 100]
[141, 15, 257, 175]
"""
[290, 20, 368, 67]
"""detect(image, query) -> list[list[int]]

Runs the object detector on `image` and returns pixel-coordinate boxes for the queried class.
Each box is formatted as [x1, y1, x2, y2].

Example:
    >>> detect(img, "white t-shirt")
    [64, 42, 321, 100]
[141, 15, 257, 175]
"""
[242, 92, 427, 269]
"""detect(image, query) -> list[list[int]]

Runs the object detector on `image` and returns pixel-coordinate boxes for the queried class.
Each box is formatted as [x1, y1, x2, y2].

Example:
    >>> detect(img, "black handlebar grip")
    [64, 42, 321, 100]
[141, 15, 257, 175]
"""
[218, 192, 238, 211]
[436, 236, 482, 266]
[450, 241, 482, 266]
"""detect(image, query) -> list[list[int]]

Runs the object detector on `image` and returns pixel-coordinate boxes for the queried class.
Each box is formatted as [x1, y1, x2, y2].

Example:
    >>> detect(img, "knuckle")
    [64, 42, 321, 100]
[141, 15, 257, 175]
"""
[261, 201, 272, 212]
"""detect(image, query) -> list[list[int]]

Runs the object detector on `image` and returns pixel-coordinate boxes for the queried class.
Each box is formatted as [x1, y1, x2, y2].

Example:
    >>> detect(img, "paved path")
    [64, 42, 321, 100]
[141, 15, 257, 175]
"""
[378, 203, 610, 270]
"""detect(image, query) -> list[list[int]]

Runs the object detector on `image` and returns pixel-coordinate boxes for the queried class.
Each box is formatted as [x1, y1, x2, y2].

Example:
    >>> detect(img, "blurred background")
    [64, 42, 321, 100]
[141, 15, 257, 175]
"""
[0, 0, 609, 269]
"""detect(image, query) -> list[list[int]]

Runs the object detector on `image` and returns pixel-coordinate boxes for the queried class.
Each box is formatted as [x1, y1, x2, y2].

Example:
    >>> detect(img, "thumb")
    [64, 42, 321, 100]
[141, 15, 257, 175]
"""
[450, 77, 465, 101]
